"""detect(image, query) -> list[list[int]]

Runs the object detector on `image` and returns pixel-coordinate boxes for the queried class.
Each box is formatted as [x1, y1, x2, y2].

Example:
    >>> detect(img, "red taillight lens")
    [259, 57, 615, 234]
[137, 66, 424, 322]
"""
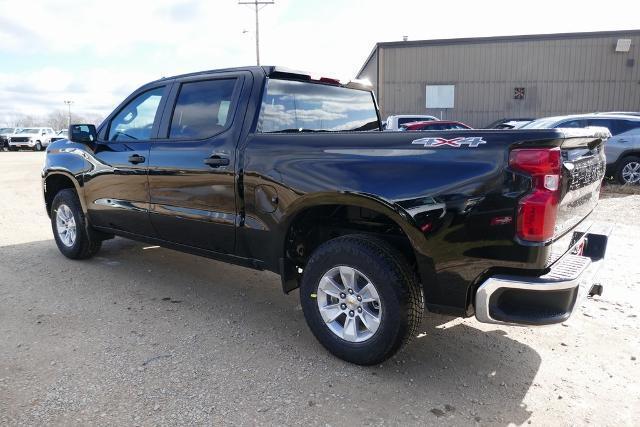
[509, 147, 562, 242]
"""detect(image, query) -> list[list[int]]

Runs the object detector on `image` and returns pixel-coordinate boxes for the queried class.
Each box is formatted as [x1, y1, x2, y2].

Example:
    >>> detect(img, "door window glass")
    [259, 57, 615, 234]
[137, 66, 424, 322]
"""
[169, 79, 237, 139]
[557, 120, 587, 128]
[588, 119, 640, 136]
[108, 87, 164, 141]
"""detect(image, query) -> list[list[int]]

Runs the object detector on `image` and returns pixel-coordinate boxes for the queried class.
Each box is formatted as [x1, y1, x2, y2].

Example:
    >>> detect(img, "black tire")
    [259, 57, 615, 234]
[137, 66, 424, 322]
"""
[51, 189, 101, 259]
[300, 234, 423, 365]
[34, 141, 42, 151]
[8, 146, 17, 151]
[616, 156, 640, 185]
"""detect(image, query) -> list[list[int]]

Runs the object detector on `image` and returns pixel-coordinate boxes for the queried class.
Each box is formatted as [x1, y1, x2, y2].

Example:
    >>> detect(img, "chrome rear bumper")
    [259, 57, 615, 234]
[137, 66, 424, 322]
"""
[475, 226, 611, 326]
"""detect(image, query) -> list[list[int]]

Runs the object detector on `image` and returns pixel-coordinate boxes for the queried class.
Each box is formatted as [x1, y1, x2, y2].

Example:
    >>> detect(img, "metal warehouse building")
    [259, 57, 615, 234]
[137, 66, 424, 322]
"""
[356, 30, 640, 127]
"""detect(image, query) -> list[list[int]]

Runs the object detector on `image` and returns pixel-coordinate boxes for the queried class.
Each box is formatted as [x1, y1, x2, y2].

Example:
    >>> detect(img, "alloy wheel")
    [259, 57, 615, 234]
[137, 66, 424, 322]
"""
[316, 266, 382, 343]
[55, 204, 77, 247]
[622, 161, 640, 184]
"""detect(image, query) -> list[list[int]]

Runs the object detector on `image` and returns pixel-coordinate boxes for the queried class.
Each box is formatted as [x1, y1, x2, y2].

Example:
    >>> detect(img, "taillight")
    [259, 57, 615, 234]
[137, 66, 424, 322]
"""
[509, 147, 562, 242]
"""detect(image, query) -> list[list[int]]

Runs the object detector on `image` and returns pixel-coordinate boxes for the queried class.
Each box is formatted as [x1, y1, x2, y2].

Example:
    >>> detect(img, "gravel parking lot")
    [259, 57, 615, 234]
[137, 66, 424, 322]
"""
[1, 152, 638, 426]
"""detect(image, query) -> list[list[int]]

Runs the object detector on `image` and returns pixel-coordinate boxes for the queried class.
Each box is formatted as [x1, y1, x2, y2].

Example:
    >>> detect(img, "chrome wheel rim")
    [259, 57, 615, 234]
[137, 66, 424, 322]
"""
[317, 266, 382, 343]
[622, 162, 640, 184]
[56, 204, 77, 247]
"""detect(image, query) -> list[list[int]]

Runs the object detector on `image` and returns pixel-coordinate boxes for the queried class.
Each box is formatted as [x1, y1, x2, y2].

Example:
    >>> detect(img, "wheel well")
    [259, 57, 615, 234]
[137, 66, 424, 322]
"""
[282, 205, 417, 291]
[44, 174, 77, 217]
[618, 152, 640, 164]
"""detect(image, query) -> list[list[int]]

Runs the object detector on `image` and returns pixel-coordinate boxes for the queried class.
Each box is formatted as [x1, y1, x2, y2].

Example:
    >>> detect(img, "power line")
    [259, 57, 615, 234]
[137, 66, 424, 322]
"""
[238, 0, 274, 66]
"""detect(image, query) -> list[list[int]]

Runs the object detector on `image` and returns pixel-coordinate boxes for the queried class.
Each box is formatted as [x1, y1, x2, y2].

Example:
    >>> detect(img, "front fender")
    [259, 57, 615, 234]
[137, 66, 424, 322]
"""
[42, 141, 92, 214]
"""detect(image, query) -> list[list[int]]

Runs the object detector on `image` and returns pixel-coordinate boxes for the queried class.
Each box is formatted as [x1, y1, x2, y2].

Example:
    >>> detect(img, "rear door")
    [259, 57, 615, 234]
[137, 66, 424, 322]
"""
[84, 84, 169, 236]
[147, 72, 249, 254]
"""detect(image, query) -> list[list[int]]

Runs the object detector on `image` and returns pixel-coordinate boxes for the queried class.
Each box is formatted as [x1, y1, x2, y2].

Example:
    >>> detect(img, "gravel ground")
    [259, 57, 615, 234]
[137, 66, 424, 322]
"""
[1, 152, 638, 426]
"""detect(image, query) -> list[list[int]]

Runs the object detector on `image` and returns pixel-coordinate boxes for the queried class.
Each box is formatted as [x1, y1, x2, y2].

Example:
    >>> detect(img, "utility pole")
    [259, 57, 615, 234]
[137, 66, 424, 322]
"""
[64, 100, 73, 129]
[238, 0, 274, 66]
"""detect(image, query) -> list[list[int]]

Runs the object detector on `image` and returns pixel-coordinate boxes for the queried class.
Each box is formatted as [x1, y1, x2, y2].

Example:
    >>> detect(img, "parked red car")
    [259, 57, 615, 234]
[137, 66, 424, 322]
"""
[401, 120, 472, 131]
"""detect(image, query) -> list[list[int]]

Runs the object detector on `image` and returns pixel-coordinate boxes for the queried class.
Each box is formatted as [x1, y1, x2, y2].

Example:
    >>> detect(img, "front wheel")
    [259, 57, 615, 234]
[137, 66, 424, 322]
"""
[616, 156, 640, 185]
[34, 141, 42, 151]
[51, 189, 101, 259]
[300, 235, 423, 365]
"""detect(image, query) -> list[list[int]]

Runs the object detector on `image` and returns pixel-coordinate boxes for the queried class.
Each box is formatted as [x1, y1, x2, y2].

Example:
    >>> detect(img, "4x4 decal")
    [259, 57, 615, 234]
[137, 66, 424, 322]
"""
[411, 137, 487, 148]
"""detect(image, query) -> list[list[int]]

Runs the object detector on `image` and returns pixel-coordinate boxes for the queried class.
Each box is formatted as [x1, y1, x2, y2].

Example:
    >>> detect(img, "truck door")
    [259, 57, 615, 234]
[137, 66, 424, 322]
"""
[84, 85, 169, 237]
[147, 72, 250, 254]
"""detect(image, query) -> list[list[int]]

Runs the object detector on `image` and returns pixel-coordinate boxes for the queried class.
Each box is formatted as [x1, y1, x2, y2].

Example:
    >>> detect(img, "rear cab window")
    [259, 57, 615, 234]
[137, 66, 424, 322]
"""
[257, 79, 379, 133]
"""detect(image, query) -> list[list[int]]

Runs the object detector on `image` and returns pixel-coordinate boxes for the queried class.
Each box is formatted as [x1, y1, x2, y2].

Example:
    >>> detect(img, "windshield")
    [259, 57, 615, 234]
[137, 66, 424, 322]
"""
[57, 130, 68, 136]
[0, 128, 14, 133]
[18, 128, 39, 133]
[257, 79, 379, 133]
[521, 118, 561, 129]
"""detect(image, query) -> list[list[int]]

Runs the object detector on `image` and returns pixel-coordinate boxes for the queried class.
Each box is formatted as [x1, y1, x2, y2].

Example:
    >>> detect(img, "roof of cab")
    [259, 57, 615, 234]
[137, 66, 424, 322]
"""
[148, 66, 371, 90]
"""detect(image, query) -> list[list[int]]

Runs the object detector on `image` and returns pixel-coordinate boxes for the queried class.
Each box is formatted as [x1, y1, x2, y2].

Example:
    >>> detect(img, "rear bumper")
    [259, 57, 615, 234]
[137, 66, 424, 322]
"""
[475, 225, 611, 326]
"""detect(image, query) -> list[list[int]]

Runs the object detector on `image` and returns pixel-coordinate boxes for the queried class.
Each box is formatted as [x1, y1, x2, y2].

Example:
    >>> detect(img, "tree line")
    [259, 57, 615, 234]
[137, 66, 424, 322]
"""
[1, 110, 105, 130]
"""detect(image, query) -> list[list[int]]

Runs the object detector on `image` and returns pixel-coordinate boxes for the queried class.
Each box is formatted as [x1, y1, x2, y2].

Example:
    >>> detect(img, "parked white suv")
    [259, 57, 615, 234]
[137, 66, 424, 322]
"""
[384, 115, 438, 130]
[7, 127, 55, 151]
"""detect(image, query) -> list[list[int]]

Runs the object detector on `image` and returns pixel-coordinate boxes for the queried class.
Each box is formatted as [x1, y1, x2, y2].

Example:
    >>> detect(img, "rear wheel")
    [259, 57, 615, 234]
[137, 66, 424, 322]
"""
[300, 235, 423, 365]
[51, 189, 101, 259]
[616, 156, 640, 185]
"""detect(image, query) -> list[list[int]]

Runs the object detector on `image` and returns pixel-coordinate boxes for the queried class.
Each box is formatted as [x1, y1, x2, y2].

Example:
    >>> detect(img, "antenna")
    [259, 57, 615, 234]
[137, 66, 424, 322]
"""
[238, 0, 275, 66]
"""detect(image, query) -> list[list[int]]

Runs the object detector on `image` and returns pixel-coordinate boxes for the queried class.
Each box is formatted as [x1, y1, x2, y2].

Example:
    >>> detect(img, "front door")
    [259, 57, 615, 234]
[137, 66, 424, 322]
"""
[147, 73, 248, 254]
[84, 85, 169, 237]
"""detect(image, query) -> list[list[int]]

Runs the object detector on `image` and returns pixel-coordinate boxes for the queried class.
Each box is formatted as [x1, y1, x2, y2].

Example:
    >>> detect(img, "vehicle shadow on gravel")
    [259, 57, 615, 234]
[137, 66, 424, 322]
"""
[3, 238, 540, 425]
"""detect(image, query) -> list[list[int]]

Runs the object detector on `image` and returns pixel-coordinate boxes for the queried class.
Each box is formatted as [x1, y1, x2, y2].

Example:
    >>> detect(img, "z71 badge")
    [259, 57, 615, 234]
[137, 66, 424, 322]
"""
[411, 137, 487, 148]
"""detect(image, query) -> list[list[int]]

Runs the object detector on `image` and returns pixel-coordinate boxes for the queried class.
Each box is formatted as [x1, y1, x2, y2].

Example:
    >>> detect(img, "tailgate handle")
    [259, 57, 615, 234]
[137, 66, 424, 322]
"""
[204, 156, 230, 168]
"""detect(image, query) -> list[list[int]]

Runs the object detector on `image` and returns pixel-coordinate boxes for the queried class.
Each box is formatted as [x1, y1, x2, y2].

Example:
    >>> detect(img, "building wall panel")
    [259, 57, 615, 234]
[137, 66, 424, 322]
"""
[360, 32, 640, 127]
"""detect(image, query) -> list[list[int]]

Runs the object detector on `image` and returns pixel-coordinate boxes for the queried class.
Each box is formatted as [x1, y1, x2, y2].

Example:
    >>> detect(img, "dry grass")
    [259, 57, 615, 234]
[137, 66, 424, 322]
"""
[601, 179, 640, 195]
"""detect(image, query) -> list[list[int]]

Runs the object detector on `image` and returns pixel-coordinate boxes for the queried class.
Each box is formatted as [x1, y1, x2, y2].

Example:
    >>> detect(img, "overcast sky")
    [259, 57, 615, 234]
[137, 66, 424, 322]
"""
[1, 0, 639, 121]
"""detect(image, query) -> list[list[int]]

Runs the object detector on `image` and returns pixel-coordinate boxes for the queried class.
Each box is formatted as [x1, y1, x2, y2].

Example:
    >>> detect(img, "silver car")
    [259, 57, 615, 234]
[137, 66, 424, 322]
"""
[522, 114, 640, 184]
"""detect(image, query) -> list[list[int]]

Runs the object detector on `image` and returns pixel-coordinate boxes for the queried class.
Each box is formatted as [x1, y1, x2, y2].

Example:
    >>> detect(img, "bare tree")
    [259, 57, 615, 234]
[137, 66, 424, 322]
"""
[15, 115, 43, 127]
[2, 110, 107, 129]
[46, 110, 68, 131]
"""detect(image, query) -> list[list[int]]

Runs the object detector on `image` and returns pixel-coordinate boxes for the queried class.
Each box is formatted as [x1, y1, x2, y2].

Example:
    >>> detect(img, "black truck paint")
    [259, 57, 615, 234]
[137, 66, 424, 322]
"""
[42, 66, 609, 363]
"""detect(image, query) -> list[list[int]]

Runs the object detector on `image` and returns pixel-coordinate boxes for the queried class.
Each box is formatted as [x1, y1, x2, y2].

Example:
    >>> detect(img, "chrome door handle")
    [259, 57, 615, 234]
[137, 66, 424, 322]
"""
[204, 156, 230, 167]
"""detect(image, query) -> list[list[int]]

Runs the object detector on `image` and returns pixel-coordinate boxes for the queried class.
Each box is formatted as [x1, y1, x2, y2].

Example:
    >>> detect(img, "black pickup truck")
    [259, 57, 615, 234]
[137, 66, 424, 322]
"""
[43, 66, 610, 365]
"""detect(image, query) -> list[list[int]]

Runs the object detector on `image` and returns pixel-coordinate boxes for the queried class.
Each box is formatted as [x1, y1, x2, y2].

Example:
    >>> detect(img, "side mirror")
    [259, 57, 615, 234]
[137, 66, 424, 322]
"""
[68, 124, 97, 144]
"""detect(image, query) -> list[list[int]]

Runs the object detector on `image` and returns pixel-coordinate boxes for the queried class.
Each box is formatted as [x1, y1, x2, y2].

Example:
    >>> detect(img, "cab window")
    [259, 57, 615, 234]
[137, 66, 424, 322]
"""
[108, 87, 164, 141]
[169, 79, 238, 139]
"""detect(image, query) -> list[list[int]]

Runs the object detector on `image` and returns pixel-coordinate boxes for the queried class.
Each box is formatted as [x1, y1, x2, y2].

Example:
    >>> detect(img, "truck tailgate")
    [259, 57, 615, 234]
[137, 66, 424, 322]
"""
[547, 128, 608, 265]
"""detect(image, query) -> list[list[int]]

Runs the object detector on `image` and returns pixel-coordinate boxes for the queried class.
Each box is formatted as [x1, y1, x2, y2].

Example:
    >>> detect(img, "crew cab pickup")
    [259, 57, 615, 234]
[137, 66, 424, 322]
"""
[42, 66, 610, 365]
